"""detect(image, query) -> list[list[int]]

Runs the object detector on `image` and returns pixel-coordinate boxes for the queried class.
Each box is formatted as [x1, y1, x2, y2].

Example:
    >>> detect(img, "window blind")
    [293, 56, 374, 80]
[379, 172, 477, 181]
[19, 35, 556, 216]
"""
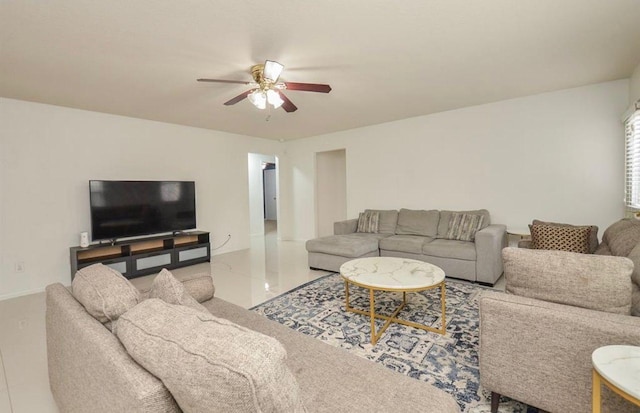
[625, 107, 640, 209]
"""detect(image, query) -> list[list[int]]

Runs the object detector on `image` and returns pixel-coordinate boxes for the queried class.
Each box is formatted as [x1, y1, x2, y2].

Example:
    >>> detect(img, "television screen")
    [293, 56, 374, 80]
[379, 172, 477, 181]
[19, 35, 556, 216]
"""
[89, 180, 196, 241]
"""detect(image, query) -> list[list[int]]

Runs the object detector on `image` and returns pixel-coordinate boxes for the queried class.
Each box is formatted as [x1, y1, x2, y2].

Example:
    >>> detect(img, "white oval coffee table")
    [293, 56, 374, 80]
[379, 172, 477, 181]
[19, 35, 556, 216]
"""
[340, 257, 446, 345]
[592, 345, 640, 412]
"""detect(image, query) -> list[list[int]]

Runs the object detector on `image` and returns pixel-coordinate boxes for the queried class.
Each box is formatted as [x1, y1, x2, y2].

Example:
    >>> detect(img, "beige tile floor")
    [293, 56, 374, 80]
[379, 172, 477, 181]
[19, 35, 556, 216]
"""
[0, 220, 504, 413]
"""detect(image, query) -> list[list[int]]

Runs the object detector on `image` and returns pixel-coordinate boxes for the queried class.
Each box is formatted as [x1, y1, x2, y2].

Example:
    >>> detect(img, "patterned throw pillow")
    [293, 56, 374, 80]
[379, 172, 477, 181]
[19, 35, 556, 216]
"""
[529, 224, 591, 254]
[357, 210, 379, 233]
[446, 213, 485, 241]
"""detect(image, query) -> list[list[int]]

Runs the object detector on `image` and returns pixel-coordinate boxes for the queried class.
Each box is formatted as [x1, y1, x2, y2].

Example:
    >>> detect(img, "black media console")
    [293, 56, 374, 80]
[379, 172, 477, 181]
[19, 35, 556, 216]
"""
[69, 231, 210, 280]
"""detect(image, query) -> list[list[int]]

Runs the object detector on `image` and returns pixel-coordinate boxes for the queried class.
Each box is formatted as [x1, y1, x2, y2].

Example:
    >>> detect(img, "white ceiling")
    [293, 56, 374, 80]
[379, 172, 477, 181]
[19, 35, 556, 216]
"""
[2, 1, 640, 140]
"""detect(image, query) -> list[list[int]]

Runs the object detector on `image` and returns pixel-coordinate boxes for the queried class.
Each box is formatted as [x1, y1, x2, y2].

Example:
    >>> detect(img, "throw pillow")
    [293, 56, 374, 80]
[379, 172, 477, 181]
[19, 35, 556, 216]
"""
[71, 263, 141, 325]
[117, 299, 307, 413]
[437, 209, 490, 238]
[445, 213, 485, 241]
[529, 224, 591, 254]
[357, 210, 379, 233]
[532, 219, 599, 253]
[148, 268, 208, 313]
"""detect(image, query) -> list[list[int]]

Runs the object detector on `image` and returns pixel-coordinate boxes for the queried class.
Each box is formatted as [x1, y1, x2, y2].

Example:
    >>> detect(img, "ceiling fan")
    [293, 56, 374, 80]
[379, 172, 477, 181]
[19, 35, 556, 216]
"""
[197, 60, 331, 113]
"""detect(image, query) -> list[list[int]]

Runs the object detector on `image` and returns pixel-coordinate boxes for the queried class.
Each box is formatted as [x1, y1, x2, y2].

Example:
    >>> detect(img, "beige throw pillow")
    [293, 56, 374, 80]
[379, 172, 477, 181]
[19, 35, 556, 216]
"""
[117, 299, 307, 413]
[148, 268, 208, 313]
[445, 213, 485, 241]
[356, 210, 379, 233]
[71, 263, 141, 325]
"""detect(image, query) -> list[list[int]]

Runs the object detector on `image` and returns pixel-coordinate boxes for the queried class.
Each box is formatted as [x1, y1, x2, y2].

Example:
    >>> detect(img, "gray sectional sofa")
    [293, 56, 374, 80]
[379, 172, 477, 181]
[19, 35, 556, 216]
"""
[46, 265, 460, 412]
[306, 208, 507, 285]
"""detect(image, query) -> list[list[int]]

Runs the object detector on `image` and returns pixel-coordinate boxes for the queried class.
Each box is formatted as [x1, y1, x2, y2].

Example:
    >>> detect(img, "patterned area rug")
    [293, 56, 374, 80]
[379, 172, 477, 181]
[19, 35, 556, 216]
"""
[251, 273, 539, 413]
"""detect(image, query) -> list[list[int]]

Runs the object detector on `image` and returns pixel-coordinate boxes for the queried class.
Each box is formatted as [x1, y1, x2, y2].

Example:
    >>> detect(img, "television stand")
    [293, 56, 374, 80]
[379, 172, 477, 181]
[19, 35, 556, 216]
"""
[69, 231, 210, 280]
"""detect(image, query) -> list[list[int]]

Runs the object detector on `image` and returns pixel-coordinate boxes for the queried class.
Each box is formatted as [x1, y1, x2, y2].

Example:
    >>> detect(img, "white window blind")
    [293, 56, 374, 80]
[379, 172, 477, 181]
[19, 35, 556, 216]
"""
[625, 107, 640, 208]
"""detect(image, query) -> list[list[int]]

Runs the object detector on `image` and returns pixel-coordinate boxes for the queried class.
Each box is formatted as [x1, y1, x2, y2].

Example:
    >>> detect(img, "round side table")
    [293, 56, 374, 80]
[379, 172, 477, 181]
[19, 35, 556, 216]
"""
[592, 345, 640, 412]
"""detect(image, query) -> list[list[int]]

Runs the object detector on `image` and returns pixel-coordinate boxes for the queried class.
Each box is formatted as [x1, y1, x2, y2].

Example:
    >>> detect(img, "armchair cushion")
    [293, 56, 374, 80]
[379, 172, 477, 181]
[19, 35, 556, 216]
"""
[503, 247, 633, 315]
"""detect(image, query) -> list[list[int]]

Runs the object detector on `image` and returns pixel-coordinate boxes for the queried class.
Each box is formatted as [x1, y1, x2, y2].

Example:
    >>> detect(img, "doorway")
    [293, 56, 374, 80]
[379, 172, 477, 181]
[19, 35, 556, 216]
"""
[248, 153, 278, 237]
[315, 149, 347, 237]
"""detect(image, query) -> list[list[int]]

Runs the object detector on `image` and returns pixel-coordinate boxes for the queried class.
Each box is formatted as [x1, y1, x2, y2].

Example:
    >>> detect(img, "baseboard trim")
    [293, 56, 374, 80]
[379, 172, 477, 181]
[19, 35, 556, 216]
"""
[0, 287, 47, 302]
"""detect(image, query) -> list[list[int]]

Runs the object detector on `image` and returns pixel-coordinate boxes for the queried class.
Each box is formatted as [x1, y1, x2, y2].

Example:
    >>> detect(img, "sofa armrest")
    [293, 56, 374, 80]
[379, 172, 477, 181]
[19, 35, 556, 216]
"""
[46, 283, 180, 413]
[334, 218, 358, 235]
[479, 291, 640, 413]
[474, 224, 507, 284]
[503, 247, 633, 314]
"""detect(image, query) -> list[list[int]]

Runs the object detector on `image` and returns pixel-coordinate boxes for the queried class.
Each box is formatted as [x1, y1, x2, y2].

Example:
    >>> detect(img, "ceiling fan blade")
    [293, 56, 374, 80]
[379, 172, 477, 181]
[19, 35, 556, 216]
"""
[224, 90, 252, 106]
[277, 91, 298, 112]
[197, 78, 251, 85]
[284, 82, 332, 93]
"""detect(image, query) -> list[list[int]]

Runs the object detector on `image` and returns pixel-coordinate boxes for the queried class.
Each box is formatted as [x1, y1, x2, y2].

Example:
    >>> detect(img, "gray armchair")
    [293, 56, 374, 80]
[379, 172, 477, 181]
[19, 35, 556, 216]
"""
[479, 247, 640, 413]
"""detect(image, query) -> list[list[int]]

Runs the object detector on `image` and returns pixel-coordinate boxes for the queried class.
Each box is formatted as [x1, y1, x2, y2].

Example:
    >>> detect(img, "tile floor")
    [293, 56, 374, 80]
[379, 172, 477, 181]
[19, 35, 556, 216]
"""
[0, 220, 503, 413]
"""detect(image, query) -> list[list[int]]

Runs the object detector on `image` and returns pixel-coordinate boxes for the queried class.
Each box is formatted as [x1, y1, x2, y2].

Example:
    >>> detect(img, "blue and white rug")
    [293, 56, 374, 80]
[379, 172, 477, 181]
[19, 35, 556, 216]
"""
[251, 273, 539, 413]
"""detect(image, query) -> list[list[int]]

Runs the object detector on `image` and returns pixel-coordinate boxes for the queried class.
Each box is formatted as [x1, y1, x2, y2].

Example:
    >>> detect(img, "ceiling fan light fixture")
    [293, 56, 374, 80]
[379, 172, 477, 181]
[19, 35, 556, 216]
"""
[248, 90, 266, 109]
[266, 89, 284, 109]
[263, 60, 284, 82]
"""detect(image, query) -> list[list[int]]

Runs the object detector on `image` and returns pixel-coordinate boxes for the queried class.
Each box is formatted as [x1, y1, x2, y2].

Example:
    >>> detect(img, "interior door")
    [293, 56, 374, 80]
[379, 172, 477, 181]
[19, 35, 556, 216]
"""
[264, 168, 277, 220]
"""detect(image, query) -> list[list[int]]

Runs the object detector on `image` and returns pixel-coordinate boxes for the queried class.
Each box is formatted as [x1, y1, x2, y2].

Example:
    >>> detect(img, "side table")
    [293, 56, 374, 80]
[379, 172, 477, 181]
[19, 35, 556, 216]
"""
[507, 228, 530, 247]
[592, 345, 640, 412]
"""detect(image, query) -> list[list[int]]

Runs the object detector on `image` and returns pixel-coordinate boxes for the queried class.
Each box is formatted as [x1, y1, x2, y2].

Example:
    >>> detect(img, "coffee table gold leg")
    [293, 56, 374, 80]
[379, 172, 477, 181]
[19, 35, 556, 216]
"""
[592, 369, 601, 413]
[370, 288, 377, 345]
[344, 281, 350, 311]
[440, 282, 446, 334]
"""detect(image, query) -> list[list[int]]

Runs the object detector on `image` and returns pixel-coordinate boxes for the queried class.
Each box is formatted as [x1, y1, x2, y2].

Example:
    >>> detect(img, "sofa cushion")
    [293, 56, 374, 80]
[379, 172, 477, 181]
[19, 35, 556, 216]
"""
[356, 210, 379, 233]
[437, 209, 490, 238]
[117, 299, 306, 413]
[532, 219, 599, 253]
[379, 235, 434, 254]
[422, 239, 477, 261]
[395, 209, 439, 237]
[529, 224, 591, 254]
[364, 209, 398, 234]
[608, 223, 640, 257]
[306, 234, 381, 258]
[445, 213, 485, 242]
[148, 269, 207, 313]
[71, 263, 140, 324]
[503, 247, 633, 315]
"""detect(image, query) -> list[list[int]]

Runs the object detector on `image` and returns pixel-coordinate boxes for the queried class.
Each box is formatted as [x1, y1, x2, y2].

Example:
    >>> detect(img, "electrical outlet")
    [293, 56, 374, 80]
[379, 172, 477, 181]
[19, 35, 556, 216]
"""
[15, 262, 25, 273]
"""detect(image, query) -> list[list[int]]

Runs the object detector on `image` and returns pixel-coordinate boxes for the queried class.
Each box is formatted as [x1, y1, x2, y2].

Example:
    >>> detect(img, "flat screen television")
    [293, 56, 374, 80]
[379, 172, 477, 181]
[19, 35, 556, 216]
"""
[89, 180, 196, 241]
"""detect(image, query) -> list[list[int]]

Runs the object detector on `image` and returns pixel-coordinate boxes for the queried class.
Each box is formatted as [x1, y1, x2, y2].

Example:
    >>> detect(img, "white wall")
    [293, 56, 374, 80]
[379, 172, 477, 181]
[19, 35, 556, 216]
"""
[279, 80, 629, 241]
[0, 98, 280, 299]
[631, 61, 640, 104]
[315, 149, 347, 237]
[248, 153, 277, 236]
